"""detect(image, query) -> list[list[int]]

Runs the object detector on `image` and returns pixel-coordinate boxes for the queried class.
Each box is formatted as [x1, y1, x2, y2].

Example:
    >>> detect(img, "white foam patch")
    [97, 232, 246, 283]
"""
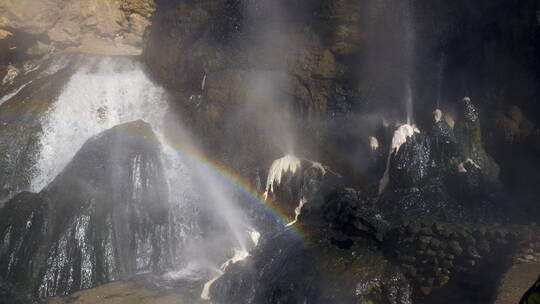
[285, 197, 307, 227]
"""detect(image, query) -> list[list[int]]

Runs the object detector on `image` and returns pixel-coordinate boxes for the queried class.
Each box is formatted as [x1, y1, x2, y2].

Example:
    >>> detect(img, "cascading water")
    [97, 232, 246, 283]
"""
[22, 56, 259, 295]
[30, 57, 169, 192]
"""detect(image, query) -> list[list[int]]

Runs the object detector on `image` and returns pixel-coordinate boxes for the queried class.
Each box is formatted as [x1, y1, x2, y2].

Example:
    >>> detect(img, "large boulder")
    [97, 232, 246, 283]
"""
[0, 121, 172, 300]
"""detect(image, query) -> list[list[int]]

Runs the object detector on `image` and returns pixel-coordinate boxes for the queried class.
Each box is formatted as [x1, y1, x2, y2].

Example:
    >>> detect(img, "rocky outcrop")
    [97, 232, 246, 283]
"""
[0, 0, 155, 58]
[211, 229, 412, 304]
[0, 121, 172, 300]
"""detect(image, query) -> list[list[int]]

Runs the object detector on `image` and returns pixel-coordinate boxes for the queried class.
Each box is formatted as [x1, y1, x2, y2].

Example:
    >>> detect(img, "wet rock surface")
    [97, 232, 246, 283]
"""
[211, 230, 412, 304]
[0, 121, 173, 300]
[0, 57, 76, 203]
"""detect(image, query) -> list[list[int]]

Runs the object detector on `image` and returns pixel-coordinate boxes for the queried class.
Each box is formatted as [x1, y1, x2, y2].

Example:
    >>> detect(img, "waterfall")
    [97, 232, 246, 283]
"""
[28, 56, 199, 269]
[25, 56, 260, 292]
[31, 57, 169, 191]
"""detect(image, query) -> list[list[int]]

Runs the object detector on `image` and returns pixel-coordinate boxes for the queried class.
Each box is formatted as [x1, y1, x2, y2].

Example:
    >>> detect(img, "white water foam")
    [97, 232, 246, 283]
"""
[31, 58, 168, 191]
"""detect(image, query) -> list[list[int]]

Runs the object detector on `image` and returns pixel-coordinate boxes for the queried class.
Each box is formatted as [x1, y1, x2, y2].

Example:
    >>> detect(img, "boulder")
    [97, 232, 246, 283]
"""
[0, 121, 173, 299]
[388, 134, 432, 190]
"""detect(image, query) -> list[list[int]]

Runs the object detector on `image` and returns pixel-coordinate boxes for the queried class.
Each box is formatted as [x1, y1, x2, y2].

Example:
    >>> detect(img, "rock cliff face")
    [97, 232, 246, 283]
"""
[0, 0, 155, 59]
[143, 0, 540, 217]
[143, 0, 368, 176]
[0, 121, 172, 300]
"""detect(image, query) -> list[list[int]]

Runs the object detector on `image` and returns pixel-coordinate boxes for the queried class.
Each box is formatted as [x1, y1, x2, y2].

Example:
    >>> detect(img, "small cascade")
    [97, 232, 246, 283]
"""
[285, 197, 307, 227]
[379, 124, 419, 194]
[263, 154, 302, 199]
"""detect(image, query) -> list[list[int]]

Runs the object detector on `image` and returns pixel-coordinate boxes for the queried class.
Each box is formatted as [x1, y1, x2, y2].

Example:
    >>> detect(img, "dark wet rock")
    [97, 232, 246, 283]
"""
[211, 230, 412, 304]
[377, 178, 465, 223]
[322, 188, 387, 243]
[388, 134, 432, 190]
[430, 120, 458, 169]
[0, 121, 173, 299]
[453, 98, 501, 189]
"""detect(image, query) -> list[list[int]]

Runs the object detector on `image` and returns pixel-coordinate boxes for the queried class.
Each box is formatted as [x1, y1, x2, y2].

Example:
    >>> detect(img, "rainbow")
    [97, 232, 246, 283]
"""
[122, 124, 310, 240]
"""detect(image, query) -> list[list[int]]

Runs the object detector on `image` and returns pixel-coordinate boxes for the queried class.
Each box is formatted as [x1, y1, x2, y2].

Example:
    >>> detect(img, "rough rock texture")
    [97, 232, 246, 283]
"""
[143, 0, 366, 178]
[0, 0, 155, 57]
[211, 230, 412, 304]
[388, 134, 432, 190]
[0, 121, 173, 300]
